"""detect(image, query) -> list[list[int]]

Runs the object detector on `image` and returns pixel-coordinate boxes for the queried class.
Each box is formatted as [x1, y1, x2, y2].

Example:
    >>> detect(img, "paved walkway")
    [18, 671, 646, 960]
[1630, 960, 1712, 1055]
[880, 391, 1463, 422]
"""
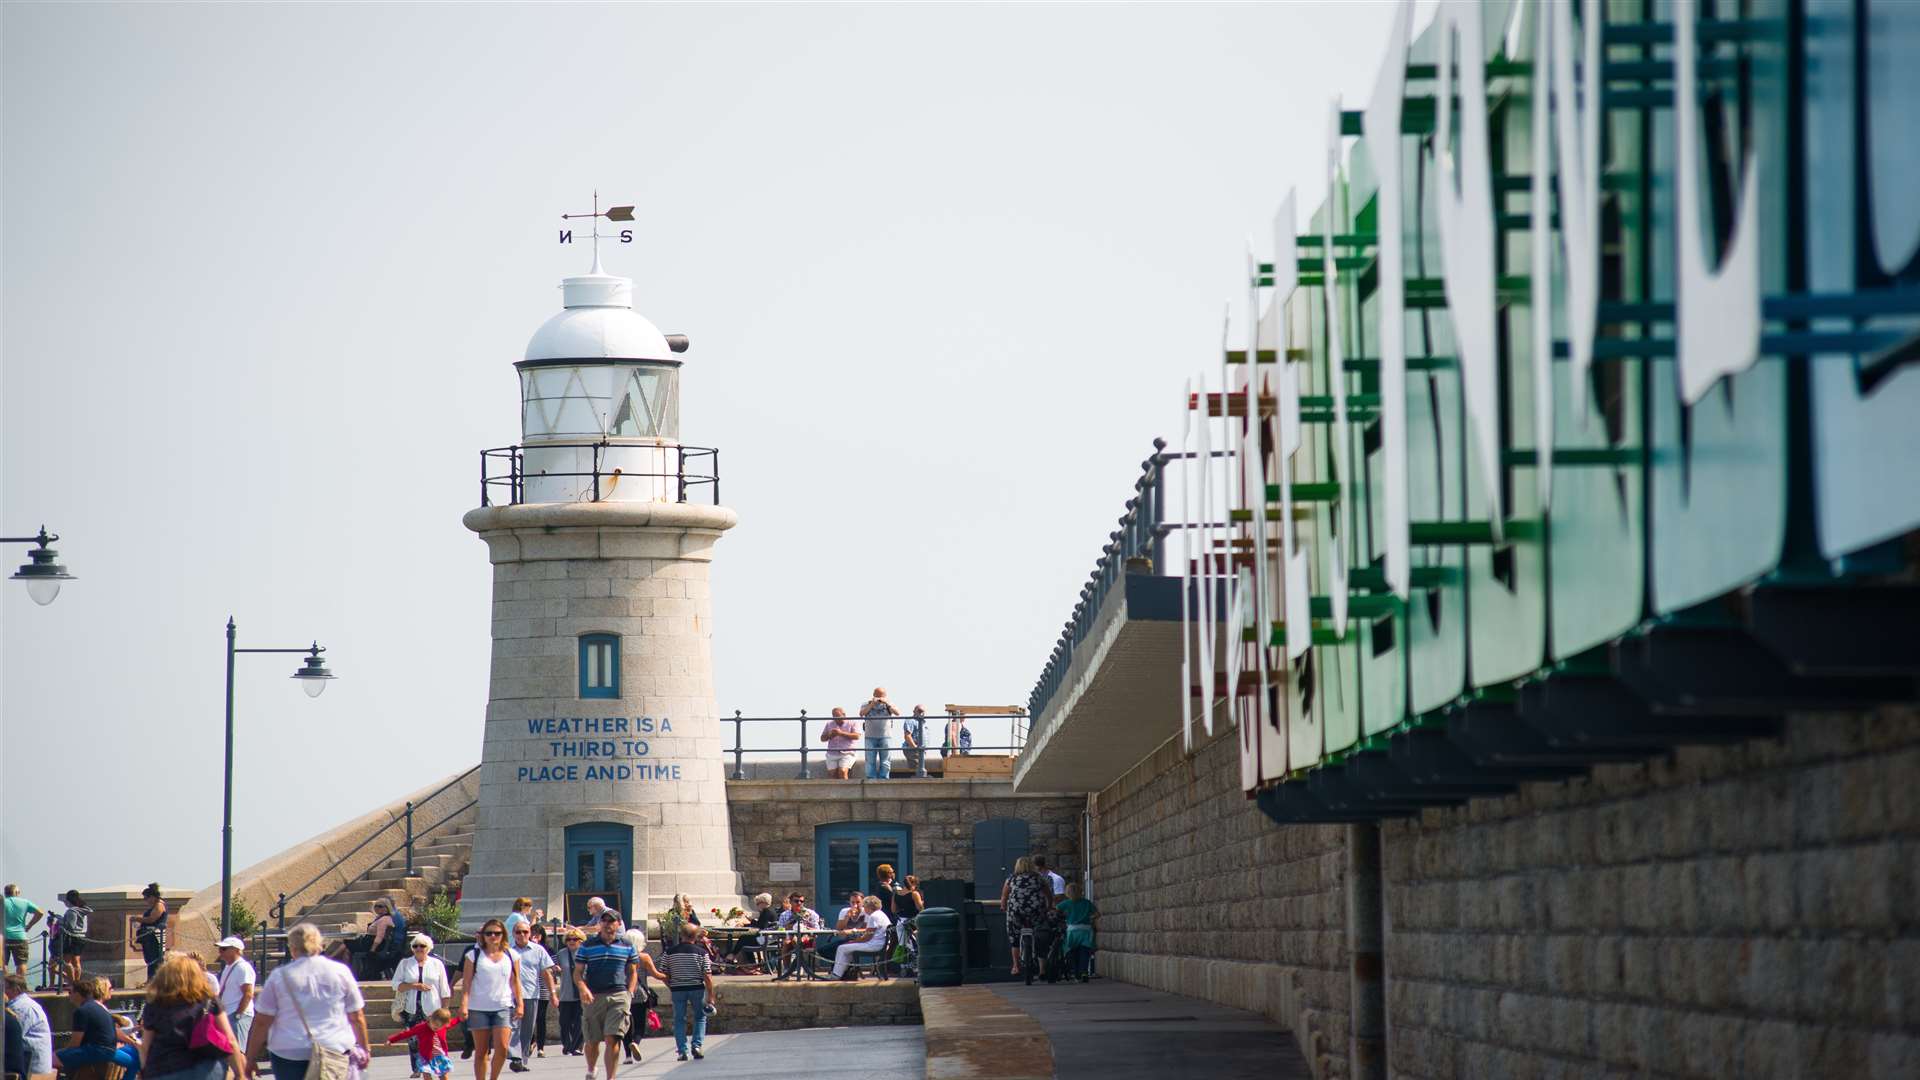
[362, 1024, 923, 1080]
[988, 980, 1312, 1079]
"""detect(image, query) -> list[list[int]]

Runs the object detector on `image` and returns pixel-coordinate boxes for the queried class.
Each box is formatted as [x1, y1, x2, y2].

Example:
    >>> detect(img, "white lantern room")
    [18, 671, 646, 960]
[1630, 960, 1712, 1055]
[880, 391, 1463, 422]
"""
[515, 264, 690, 504]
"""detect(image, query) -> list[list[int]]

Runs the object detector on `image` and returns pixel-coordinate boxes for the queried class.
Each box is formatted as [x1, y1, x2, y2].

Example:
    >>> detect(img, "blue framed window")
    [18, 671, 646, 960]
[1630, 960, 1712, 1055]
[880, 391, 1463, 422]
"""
[814, 822, 911, 907]
[579, 633, 620, 698]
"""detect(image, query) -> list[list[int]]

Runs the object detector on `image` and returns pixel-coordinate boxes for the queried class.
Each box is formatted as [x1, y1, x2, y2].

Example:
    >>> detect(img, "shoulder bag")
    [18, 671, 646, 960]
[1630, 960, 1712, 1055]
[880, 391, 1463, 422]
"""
[389, 957, 415, 1023]
[284, 964, 353, 1080]
[189, 1001, 237, 1057]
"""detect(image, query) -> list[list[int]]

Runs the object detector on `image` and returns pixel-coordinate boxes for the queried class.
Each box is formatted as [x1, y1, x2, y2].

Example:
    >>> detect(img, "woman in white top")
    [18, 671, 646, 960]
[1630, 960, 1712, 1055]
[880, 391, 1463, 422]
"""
[243, 923, 371, 1080]
[392, 934, 452, 1078]
[458, 919, 522, 1080]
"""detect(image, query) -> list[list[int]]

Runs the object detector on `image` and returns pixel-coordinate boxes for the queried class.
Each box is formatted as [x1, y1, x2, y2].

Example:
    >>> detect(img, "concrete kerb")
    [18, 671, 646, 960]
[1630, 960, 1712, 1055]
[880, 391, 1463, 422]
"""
[920, 986, 1055, 1080]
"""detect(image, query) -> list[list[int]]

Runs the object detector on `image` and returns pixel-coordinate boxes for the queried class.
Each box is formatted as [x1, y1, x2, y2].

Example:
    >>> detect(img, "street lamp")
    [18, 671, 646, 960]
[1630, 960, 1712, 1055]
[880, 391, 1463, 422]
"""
[223, 617, 337, 936]
[4, 526, 76, 606]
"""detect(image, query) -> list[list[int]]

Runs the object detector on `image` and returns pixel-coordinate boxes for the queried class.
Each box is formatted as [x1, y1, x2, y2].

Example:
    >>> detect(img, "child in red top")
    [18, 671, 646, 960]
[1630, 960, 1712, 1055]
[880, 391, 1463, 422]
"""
[387, 1007, 456, 1078]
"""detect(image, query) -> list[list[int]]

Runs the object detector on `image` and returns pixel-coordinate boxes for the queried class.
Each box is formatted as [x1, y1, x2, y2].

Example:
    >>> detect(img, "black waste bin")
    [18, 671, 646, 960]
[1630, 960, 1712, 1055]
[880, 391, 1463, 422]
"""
[916, 906, 963, 987]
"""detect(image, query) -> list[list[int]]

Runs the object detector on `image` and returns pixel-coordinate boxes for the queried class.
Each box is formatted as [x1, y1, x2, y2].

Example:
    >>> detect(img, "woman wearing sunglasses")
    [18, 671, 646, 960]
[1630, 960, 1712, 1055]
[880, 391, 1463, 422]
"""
[393, 935, 451, 1078]
[458, 920, 522, 1080]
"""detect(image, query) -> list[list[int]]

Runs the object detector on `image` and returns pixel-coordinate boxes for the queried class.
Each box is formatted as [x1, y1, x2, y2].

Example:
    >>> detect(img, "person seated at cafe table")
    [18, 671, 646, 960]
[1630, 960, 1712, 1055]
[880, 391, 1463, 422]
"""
[718, 895, 779, 971]
[816, 891, 864, 963]
[828, 898, 892, 981]
[773, 894, 822, 980]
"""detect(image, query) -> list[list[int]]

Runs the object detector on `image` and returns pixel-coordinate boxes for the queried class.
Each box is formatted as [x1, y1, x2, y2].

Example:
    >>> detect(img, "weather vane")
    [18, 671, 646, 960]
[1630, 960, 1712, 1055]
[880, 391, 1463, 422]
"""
[558, 190, 636, 268]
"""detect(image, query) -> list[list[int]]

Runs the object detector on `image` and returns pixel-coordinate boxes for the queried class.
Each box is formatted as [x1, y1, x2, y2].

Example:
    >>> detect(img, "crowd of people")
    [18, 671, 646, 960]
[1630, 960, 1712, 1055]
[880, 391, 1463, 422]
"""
[3, 856, 1097, 1080]
[999, 855, 1098, 982]
[817, 688, 973, 780]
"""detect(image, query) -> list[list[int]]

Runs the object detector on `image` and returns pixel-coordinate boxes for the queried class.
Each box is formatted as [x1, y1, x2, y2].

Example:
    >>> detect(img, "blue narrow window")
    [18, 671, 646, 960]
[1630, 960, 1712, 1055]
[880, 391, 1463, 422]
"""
[579, 634, 620, 698]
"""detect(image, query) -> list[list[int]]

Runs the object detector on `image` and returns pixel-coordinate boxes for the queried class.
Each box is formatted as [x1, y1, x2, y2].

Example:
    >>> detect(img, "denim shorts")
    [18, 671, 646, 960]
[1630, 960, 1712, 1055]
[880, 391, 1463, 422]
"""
[468, 1008, 512, 1030]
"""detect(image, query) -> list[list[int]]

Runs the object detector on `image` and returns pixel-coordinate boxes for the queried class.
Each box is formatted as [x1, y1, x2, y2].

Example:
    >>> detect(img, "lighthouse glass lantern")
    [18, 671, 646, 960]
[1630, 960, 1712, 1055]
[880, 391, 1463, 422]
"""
[517, 266, 686, 503]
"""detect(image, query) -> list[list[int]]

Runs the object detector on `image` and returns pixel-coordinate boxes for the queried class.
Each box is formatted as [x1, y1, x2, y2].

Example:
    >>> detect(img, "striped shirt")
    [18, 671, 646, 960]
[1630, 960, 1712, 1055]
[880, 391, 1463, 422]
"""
[660, 943, 711, 989]
[574, 937, 638, 993]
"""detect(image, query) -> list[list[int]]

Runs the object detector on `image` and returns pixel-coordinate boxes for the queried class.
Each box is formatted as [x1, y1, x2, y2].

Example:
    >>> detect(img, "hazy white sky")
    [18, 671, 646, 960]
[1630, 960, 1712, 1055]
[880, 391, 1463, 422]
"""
[2, 2, 1420, 907]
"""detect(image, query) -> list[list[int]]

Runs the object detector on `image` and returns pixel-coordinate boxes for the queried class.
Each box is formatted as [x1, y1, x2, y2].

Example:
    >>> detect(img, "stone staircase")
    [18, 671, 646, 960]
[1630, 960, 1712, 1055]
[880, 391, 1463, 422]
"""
[293, 818, 476, 940]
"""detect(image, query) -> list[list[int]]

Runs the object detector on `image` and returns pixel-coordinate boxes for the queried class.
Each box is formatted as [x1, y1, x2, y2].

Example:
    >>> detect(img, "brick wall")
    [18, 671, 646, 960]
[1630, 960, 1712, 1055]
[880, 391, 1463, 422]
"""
[724, 779, 1084, 905]
[1382, 706, 1920, 1079]
[1091, 721, 1355, 1080]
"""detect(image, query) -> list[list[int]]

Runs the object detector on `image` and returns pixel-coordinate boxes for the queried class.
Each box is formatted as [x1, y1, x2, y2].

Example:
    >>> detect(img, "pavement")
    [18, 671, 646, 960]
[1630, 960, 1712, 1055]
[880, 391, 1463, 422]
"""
[988, 979, 1312, 1080]
[360, 1025, 924, 1080]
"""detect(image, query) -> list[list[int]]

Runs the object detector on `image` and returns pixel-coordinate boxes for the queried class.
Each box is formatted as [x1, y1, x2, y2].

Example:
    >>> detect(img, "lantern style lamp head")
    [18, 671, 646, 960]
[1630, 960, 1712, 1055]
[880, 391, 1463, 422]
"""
[10, 526, 75, 606]
[292, 643, 336, 698]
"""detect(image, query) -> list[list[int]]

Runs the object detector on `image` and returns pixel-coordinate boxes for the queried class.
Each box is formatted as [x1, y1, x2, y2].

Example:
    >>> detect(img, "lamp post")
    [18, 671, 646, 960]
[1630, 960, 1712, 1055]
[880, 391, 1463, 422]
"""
[223, 616, 337, 936]
[4, 526, 76, 605]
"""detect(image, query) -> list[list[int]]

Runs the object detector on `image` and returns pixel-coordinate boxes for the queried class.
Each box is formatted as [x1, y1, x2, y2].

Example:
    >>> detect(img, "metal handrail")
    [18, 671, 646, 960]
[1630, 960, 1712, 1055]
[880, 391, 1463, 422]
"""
[479, 441, 720, 507]
[723, 711, 1026, 780]
[286, 796, 478, 930]
[271, 765, 479, 926]
[1028, 440, 1169, 726]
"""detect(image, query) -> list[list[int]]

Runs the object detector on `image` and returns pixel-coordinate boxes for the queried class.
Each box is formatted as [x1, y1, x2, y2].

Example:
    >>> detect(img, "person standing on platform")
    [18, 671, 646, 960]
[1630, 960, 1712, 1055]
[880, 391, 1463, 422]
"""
[943, 715, 973, 759]
[392, 935, 450, 1078]
[819, 708, 860, 780]
[859, 688, 901, 780]
[506, 921, 555, 1072]
[902, 707, 928, 776]
[134, 884, 169, 980]
[215, 936, 257, 1053]
[3, 885, 43, 980]
[503, 899, 533, 939]
[552, 928, 585, 1056]
[5, 972, 55, 1080]
[661, 927, 717, 1062]
[59, 891, 92, 987]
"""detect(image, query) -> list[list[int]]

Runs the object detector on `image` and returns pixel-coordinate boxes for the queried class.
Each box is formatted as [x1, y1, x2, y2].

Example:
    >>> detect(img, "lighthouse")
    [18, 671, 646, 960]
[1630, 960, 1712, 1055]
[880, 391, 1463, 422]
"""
[457, 228, 742, 930]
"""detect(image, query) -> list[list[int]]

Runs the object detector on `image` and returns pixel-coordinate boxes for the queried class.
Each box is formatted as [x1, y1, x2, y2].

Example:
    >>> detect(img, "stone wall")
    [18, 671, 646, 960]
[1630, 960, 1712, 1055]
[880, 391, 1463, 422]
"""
[725, 779, 1084, 904]
[1381, 706, 1920, 1079]
[1089, 721, 1355, 1080]
[704, 979, 922, 1033]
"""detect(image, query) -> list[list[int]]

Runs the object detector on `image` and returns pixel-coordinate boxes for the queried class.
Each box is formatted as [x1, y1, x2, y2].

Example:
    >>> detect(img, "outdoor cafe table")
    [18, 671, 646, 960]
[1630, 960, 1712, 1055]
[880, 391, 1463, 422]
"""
[706, 927, 822, 980]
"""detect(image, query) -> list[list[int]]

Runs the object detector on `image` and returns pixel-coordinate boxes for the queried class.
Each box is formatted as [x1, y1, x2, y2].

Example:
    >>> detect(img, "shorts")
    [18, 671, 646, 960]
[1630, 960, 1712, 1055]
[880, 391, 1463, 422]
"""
[468, 1008, 512, 1030]
[826, 751, 856, 770]
[65, 931, 87, 957]
[582, 991, 631, 1042]
[3, 938, 26, 965]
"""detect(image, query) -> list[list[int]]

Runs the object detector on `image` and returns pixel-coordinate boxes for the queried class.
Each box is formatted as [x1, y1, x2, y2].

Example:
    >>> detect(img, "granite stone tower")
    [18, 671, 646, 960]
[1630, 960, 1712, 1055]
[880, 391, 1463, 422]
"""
[457, 244, 741, 929]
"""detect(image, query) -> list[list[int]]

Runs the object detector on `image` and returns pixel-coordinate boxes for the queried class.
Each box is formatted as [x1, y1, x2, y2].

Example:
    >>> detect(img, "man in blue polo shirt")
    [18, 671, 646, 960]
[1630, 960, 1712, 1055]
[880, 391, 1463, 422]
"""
[572, 912, 650, 1080]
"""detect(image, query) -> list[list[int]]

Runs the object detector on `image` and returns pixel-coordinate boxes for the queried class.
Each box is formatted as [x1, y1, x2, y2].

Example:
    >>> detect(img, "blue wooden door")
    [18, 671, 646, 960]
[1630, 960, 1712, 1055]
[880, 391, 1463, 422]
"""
[971, 818, 1030, 900]
[564, 822, 632, 923]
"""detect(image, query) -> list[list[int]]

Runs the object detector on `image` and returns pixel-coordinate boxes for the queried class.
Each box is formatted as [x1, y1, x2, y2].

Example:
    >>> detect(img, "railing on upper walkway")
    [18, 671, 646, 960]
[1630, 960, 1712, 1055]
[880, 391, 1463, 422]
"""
[479, 441, 720, 506]
[724, 711, 1029, 780]
[1027, 440, 1170, 726]
[269, 764, 480, 929]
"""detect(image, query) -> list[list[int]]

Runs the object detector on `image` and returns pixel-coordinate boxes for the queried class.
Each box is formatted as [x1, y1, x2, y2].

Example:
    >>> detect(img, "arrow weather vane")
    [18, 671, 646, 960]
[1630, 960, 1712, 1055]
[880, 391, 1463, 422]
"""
[559, 189, 636, 270]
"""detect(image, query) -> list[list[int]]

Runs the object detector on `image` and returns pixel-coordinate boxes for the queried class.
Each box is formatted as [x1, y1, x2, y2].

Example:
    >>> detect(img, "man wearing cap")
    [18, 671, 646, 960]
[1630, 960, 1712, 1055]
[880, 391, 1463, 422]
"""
[574, 911, 663, 1080]
[215, 935, 257, 1049]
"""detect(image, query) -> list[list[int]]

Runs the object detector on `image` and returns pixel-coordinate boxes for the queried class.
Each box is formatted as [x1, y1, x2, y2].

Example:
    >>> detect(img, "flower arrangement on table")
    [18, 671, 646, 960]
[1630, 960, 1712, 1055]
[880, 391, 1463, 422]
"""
[714, 905, 749, 927]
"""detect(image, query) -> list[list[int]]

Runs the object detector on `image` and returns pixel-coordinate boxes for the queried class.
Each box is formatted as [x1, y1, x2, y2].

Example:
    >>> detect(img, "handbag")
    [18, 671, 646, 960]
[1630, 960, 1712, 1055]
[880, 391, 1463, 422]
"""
[284, 964, 353, 1080]
[189, 1001, 237, 1056]
[644, 1010, 661, 1033]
